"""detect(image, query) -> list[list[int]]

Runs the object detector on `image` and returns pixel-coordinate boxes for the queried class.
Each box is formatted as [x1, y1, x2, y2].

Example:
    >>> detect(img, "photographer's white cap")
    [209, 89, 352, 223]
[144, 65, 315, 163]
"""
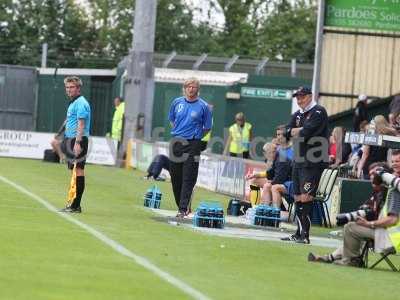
[358, 94, 368, 101]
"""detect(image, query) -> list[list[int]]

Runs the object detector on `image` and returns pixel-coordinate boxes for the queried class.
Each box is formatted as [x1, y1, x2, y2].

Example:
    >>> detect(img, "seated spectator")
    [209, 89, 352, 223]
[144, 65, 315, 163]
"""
[270, 180, 294, 210]
[357, 115, 395, 179]
[308, 161, 390, 266]
[245, 125, 293, 206]
[328, 128, 338, 165]
[388, 92, 400, 126]
[144, 154, 170, 181]
[374, 115, 397, 136]
[348, 121, 369, 177]
[330, 127, 352, 168]
[359, 120, 369, 134]
[262, 140, 278, 170]
[391, 111, 400, 135]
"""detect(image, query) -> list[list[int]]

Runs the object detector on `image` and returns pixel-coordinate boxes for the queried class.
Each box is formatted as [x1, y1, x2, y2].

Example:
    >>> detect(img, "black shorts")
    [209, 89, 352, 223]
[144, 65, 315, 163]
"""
[61, 137, 89, 170]
[292, 167, 324, 197]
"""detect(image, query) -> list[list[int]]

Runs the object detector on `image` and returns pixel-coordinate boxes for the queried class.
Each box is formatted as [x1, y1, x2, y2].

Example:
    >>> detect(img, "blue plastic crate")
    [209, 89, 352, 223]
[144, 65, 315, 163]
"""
[143, 185, 162, 209]
[253, 204, 281, 228]
[193, 201, 225, 229]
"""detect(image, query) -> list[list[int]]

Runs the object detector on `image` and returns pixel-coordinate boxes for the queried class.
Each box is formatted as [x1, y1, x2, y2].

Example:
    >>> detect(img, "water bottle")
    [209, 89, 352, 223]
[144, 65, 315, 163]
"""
[215, 208, 224, 228]
[272, 207, 281, 228]
[255, 206, 262, 226]
[208, 207, 216, 228]
[231, 199, 240, 216]
[260, 205, 267, 226]
[154, 191, 162, 208]
[266, 206, 273, 227]
[246, 208, 256, 225]
[198, 206, 207, 227]
[144, 191, 152, 207]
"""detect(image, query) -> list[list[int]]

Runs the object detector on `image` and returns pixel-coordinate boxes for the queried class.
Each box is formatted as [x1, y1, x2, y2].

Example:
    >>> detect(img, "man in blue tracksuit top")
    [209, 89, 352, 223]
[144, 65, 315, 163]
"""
[168, 77, 212, 218]
[60, 76, 91, 213]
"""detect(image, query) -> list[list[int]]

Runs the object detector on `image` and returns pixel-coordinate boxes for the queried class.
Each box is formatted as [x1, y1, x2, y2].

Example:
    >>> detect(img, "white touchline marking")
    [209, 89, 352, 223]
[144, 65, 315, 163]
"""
[0, 175, 211, 300]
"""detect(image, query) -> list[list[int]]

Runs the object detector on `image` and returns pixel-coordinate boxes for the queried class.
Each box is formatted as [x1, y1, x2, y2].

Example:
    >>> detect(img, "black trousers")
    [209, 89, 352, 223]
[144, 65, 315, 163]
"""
[169, 139, 202, 212]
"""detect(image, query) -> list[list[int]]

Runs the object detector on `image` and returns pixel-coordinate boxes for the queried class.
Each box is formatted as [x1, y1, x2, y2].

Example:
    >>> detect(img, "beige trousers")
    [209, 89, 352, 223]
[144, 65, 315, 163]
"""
[342, 222, 375, 263]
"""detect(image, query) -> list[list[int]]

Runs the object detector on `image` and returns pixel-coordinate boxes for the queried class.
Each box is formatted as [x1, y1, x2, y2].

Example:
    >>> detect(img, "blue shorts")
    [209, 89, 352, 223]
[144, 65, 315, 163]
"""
[283, 181, 294, 204]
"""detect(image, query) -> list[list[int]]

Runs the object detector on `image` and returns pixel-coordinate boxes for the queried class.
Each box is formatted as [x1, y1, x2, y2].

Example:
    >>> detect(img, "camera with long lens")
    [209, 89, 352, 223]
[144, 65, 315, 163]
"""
[336, 205, 374, 226]
[336, 167, 400, 226]
[375, 167, 400, 193]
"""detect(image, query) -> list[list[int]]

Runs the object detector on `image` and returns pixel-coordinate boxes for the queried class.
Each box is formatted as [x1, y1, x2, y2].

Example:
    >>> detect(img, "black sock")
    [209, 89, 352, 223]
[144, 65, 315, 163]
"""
[295, 203, 303, 237]
[300, 202, 313, 238]
[72, 176, 85, 208]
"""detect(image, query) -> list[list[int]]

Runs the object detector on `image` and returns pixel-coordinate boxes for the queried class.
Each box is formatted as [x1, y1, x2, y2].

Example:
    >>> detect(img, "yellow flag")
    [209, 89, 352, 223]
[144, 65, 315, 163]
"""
[66, 164, 77, 207]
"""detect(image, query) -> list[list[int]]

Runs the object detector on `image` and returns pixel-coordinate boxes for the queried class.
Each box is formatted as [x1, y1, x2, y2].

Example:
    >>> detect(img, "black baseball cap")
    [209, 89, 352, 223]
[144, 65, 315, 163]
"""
[293, 86, 312, 97]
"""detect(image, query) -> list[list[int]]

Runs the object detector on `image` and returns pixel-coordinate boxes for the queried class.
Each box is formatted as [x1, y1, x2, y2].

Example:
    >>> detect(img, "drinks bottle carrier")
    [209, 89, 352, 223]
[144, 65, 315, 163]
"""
[193, 201, 225, 229]
[253, 204, 281, 228]
[143, 185, 162, 209]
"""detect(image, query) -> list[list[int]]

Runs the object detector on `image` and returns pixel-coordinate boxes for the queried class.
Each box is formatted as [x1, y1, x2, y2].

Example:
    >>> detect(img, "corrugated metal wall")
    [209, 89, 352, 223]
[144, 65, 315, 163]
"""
[319, 28, 400, 116]
[90, 77, 114, 136]
[0, 65, 37, 130]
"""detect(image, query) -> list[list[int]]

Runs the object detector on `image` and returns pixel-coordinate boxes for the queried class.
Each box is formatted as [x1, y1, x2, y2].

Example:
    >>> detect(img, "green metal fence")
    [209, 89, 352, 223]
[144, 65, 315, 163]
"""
[36, 75, 117, 136]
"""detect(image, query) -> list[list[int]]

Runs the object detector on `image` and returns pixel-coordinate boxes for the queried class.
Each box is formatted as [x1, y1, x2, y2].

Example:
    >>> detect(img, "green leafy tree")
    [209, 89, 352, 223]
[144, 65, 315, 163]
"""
[0, 0, 41, 65]
[0, 0, 95, 67]
[0, 0, 318, 68]
[155, 0, 197, 53]
[208, 0, 316, 61]
[86, 0, 205, 56]
[259, 0, 317, 62]
[86, 0, 133, 60]
[214, 0, 268, 57]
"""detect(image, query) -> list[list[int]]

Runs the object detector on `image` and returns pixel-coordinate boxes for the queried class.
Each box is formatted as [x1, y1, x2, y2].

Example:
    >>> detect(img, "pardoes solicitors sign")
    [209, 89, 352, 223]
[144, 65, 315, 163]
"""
[325, 0, 400, 32]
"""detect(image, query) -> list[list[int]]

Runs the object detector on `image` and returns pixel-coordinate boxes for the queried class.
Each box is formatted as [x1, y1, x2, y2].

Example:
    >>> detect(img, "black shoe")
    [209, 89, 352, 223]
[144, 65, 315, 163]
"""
[154, 176, 166, 181]
[295, 237, 310, 244]
[59, 206, 71, 212]
[281, 234, 300, 242]
[308, 252, 317, 262]
[176, 211, 186, 219]
[308, 252, 332, 263]
[70, 206, 82, 213]
[59, 206, 81, 213]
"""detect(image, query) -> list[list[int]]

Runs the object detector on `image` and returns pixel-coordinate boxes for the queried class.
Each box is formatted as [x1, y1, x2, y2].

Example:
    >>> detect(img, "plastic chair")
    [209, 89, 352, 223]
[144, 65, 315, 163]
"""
[314, 168, 338, 227]
[287, 169, 332, 223]
[316, 169, 332, 198]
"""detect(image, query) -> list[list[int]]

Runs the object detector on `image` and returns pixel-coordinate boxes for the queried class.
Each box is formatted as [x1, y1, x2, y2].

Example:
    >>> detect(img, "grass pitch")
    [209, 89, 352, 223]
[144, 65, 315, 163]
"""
[0, 157, 399, 300]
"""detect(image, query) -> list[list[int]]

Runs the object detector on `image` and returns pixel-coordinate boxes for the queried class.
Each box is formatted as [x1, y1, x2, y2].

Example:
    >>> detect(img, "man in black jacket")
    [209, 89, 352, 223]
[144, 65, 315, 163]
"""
[281, 87, 329, 244]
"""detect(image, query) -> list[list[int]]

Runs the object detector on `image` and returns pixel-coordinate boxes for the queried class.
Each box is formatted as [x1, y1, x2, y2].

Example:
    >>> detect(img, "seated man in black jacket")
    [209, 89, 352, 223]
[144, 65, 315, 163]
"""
[245, 125, 293, 207]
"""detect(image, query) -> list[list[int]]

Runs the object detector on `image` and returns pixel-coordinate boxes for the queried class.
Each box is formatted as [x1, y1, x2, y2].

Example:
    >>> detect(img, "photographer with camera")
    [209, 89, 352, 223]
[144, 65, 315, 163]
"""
[309, 150, 400, 267]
